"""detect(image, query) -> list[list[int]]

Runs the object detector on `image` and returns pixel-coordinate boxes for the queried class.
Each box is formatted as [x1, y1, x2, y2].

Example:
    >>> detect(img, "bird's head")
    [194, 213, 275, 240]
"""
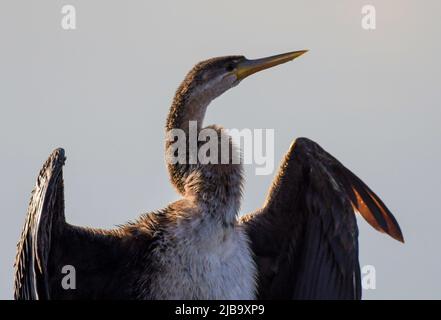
[166, 50, 308, 195]
[174, 50, 308, 114]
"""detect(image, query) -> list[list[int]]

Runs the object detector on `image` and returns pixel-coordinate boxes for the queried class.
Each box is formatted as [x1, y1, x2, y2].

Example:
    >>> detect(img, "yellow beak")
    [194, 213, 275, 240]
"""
[235, 50, 308, 81]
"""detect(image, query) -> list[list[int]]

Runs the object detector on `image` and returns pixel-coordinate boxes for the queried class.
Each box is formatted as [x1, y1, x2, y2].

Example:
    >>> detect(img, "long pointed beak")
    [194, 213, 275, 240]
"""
[235, 50, 308, 81]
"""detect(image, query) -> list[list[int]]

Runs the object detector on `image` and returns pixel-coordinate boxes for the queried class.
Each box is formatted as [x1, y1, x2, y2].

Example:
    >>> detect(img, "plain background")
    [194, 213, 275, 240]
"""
[1, 0, 440, 299]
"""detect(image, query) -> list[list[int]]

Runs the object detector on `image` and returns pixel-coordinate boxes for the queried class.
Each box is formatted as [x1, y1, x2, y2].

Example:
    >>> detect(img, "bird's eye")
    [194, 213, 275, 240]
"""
[225, 64, 235, 72]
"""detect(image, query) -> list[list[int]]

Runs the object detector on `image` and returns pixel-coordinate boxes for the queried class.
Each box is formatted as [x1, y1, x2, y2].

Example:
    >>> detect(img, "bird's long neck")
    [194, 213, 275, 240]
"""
[165, 87, 243, 225]
[166, 86, 211, 132]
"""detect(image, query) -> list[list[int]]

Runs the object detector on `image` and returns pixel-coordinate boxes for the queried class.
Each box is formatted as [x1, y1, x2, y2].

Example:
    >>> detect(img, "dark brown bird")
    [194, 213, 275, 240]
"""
[14, 51, 403, 300]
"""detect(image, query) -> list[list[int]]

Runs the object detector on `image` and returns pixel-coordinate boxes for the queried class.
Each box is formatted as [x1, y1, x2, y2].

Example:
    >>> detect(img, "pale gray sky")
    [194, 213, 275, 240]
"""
[1, 0, 440, 299]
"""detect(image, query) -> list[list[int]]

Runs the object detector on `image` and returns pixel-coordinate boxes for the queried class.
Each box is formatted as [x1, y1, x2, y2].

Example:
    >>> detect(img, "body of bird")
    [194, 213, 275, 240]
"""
[138, 200, 256, 299]
[14, 50, 403, 300]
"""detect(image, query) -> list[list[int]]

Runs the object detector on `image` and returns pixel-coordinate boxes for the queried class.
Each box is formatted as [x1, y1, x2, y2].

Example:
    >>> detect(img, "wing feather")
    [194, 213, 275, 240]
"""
[242, 137, 403, 300]
[14, 148, 66, 299]
[14, 149, 153, 300]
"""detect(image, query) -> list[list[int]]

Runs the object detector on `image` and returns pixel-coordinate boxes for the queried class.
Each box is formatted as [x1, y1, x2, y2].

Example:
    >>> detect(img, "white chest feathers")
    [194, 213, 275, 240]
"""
[145, 215, 257, 300]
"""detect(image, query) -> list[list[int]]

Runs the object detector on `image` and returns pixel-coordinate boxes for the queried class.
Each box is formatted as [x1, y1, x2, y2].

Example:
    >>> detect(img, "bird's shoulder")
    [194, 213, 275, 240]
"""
[119, 200, 197, 238]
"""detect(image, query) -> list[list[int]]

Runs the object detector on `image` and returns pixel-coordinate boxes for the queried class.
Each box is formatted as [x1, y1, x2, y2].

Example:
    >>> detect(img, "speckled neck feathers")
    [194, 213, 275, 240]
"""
[165, 58, 245, 224]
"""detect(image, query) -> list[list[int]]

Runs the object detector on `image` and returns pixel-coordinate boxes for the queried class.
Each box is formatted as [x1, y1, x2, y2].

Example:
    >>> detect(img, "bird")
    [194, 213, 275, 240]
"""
[14, 50, 404, 300]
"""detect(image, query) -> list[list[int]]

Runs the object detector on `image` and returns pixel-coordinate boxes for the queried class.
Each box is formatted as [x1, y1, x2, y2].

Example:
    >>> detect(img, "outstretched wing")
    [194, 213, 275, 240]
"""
[241, 138, 403, 300]
[14, 149, 150, 300]
[14, 148, 66, 299]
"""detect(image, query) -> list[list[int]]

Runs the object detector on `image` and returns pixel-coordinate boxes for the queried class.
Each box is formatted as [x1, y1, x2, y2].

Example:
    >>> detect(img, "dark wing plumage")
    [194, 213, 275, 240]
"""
[14, 149, 154, 300]
[14, 148, 66, 299]
[241, 137, 403, 300]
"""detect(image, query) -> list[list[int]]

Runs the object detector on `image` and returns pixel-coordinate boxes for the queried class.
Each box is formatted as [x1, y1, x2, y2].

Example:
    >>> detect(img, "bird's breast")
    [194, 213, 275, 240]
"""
[140, 215, 257, 300]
